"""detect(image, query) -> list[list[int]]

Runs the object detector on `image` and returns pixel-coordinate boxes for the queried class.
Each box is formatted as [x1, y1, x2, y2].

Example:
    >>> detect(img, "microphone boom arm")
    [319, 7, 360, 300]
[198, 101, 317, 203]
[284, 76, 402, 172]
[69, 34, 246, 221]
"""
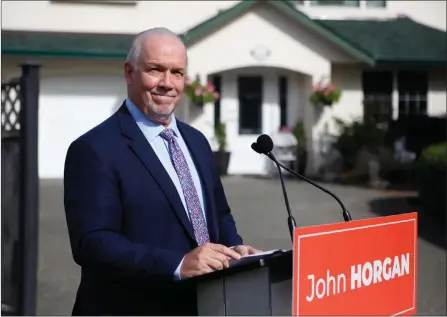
[266, 152, 352, 222]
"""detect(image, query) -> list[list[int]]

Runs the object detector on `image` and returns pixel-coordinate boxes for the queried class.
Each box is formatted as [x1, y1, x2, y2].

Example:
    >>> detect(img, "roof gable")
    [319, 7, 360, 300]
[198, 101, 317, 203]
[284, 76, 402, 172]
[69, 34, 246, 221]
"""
[180, 0, 376, 65]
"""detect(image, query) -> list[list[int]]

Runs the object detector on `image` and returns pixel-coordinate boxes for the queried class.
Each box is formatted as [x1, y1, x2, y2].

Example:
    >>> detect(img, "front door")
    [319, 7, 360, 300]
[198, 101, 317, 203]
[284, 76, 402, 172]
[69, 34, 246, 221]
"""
[228, 76, 265, 174]
[238, 76, 263, 135]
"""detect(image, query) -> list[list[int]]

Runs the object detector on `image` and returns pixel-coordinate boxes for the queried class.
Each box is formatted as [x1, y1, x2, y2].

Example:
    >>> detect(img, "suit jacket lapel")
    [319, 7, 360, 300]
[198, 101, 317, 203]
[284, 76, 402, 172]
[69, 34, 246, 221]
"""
[177, 121, 218, 243]
[116, 103, 197, 243]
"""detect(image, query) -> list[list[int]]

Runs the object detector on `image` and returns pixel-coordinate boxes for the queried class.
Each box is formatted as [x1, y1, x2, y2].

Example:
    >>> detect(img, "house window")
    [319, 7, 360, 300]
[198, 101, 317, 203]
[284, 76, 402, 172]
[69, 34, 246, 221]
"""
[397, 71, 428, 118]
[365, 0, 386, 7]
[310, 0, 360, 7]
[238, 76, 263, 135]
[279, 76, 288, 127]
[362, 71, 393, 122]
[213, 75, 222, 127]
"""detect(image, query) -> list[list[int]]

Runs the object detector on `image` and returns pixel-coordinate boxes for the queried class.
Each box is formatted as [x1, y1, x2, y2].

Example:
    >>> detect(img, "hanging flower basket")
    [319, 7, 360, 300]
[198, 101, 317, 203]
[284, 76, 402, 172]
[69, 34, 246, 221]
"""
[310, 81, 341, 107]
[184, 77, 220, 106]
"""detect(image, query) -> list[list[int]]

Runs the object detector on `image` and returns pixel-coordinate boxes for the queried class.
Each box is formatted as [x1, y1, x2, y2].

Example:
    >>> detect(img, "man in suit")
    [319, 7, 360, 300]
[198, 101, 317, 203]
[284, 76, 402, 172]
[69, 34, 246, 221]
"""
[63, 27, 261, 316]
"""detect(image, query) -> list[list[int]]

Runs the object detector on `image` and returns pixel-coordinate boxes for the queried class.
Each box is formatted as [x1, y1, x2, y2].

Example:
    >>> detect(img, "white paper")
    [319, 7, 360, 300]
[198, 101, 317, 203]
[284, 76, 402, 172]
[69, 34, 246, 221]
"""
[241, 249, 286, 258]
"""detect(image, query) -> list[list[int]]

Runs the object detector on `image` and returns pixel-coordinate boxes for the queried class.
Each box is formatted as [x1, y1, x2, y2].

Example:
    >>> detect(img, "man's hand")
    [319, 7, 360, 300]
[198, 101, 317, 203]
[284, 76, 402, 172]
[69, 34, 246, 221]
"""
[180, 243, 241, 279]
[233, 245, 263, 257]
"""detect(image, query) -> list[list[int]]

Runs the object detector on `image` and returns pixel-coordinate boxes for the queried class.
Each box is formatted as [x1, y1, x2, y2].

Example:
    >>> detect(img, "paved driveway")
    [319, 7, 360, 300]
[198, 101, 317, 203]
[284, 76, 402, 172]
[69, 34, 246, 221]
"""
[37, 176, 445, 315]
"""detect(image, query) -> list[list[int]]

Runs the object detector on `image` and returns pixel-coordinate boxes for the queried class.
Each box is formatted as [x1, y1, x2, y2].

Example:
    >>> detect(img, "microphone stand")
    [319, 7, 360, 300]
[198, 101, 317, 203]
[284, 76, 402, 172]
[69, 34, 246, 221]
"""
[271, 155, 297, 243]
[266, 152, 353, 222]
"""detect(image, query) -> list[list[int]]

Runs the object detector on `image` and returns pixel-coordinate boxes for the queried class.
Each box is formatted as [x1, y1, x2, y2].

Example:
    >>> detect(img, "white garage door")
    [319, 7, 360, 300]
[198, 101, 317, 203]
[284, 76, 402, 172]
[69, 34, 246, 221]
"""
[39, 75, 127, 179]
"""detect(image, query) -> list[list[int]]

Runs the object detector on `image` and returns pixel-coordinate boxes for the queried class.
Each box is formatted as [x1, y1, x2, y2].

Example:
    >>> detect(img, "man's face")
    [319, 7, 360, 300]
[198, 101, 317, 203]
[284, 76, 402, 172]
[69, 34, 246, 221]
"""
[125, 35, 187, 123]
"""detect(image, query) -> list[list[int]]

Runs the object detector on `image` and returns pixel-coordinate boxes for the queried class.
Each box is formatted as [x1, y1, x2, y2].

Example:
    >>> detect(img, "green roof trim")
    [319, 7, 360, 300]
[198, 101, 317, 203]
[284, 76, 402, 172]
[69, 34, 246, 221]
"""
[2, 31, 133, 59]
[180, 0, 255, 45]
[2, 0, 446, 67]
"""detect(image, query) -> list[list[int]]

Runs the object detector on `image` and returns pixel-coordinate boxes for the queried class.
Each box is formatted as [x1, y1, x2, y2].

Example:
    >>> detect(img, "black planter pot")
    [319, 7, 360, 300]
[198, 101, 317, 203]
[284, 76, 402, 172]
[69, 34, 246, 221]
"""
[213, 151, 231, 176]
[297, 147, 308, 175]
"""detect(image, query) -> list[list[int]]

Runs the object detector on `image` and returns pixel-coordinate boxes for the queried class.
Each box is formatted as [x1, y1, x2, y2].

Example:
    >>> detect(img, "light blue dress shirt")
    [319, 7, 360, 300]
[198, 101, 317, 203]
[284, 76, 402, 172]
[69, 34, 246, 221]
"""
[125, 98, 207, 279]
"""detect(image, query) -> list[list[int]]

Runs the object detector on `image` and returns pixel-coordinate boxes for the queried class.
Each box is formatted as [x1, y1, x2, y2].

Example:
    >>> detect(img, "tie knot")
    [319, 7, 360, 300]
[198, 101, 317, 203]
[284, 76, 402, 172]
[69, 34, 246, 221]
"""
[160, 128, 176, 141]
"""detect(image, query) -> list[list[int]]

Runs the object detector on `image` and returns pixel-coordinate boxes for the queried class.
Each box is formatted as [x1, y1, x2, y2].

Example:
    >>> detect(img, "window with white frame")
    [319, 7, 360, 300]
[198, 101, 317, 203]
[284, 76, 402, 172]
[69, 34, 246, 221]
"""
[294, 0, 386, 8]
[397, 71, 428, 118]
[309, 0, 360, 7]
[362, 71, 393, 122]
[365, 0, 386, 8]
[362, 70, 428, 121]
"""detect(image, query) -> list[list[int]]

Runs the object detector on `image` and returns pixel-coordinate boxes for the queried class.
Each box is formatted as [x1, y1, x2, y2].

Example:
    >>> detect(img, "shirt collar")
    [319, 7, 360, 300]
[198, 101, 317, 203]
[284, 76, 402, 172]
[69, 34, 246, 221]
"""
[125, 97, 180, 142]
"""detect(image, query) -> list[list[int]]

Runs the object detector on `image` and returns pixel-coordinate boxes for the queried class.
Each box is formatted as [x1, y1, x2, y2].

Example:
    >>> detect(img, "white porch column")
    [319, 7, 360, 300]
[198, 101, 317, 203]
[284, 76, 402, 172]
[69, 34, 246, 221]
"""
[305, 72, 332, 175]
[177, 96, 190, 123]
[220, 72, 238, 153]
[262, 71, 280, 135]
[201, 73, 216, 140]
[302, 75, 315, 175]
[287, 73, 301, 128]
[187, 72, 215, 140]
[392, 71, 399, 120]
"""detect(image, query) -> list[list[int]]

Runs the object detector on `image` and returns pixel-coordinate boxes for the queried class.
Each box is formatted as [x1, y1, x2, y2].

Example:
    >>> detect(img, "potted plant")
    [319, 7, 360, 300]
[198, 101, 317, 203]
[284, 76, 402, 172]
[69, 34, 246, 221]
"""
[213, 121, 231, 176]
[292, 121, 308, 175]
[184, 75, 220, 106]
[310, 81, 341, 106]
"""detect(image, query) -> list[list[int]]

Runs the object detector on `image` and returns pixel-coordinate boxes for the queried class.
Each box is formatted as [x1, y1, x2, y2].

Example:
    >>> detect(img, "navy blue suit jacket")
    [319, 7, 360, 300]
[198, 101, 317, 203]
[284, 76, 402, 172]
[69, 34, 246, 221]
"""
[63, 103, 243, 315]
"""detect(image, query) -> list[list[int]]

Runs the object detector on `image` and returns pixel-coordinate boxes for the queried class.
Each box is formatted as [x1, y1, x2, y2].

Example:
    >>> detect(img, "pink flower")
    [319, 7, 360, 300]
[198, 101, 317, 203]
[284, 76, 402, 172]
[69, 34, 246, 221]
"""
[194, 88, 201, 96]
[207, 82, 215, 92]
[327, 84, 335, 92]
[213, 92, 220, 99]
[279, 126, 292, 132]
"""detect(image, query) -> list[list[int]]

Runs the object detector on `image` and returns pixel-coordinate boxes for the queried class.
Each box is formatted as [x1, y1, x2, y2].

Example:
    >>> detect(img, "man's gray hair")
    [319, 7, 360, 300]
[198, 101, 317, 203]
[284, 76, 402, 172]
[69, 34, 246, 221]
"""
[126, 27, 186, 69]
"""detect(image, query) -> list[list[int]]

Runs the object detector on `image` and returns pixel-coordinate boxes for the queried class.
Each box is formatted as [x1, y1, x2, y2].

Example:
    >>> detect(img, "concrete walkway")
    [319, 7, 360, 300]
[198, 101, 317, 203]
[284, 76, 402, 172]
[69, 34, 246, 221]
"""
[36, 177, 445, 315]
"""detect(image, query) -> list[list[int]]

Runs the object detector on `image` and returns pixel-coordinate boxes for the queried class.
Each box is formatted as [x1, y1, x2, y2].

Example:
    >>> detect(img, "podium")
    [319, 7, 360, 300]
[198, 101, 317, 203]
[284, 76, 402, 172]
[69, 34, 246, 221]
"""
[183, 212, 418, 316]
[184, 250, 293, 316]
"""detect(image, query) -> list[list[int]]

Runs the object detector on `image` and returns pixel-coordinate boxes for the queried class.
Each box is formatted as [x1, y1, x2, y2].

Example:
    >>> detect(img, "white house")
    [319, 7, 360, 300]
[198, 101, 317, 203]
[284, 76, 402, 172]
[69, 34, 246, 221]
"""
[2, 0, 446, 179]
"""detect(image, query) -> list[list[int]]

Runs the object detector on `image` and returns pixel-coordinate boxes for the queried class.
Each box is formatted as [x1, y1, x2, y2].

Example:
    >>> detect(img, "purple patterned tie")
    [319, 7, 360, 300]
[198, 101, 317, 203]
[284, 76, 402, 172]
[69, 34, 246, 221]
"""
[159, 128, 210, 245]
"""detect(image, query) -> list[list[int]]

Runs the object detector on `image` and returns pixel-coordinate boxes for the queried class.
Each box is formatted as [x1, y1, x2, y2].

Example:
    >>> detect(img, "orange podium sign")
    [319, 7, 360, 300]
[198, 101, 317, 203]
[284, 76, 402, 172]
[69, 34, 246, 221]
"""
[292, 212, 417, 316]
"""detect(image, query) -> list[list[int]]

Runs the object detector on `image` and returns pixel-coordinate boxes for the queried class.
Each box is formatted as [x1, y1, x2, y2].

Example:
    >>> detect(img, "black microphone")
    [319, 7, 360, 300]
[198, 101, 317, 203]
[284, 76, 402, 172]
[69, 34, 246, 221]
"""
[252, 137, 297, 243]
[252, 134, 353, 223]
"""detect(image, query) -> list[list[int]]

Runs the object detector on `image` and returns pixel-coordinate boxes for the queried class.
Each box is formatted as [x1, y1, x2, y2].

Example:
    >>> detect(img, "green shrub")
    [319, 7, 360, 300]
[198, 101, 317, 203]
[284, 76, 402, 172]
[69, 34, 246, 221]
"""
[333, 117, 386, 170]
[292, 121, 306, 147]
[417, 143, 447, 220]
[214, 121, 227, 152]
